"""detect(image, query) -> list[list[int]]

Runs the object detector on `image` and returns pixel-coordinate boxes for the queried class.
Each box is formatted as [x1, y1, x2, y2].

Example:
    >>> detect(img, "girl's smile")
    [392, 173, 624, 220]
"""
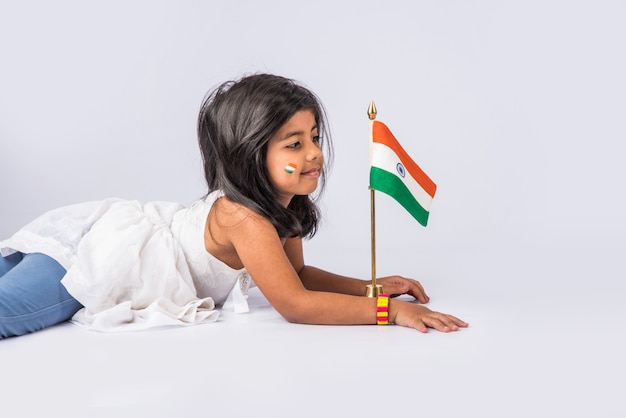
[300, 167, 320, 177]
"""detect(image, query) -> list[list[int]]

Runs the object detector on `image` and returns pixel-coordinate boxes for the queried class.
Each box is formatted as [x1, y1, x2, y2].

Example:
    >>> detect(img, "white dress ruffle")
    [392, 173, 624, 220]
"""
[0, 191, 254, 331]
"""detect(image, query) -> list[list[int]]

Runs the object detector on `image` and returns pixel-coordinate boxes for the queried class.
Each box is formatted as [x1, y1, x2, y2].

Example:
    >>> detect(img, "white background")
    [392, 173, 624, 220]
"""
[1, 1, 625, 417]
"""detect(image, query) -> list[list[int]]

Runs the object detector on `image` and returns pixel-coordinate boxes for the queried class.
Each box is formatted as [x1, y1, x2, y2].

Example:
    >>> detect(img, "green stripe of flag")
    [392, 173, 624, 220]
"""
[370, 166, 431, 226]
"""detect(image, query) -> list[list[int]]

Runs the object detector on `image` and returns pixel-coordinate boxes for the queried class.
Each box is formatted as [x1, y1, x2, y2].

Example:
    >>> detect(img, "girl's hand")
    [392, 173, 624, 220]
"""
[376, 275, 430, 303]
[392, 301, 469, 333]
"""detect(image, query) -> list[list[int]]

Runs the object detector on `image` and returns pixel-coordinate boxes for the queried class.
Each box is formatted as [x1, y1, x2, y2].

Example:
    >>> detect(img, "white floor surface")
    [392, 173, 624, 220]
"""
[1, 233, 624, 418]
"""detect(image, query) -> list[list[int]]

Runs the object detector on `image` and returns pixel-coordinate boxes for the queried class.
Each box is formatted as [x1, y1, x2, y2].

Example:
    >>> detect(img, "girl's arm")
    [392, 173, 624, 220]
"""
[283, 237, 430, 303]
[221, 204, 466, 332]
[283, 236, 366, 295]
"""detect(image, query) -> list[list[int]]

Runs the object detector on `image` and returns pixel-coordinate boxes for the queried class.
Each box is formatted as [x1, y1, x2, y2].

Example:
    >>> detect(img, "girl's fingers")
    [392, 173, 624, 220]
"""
[423, 313, 468, 332]
[408, 281, 429, 303]
[448, 315, 469, 327]
[411, 319, 428, 333]
[394, 300, 467, 333]
[423, 316, 454, 332]
[379, 276, 429, 303]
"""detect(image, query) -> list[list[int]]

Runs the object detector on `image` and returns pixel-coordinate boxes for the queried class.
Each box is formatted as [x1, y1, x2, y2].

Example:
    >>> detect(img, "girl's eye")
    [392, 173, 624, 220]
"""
[287, 141, 301, 149]
[312, 135, 321, 144]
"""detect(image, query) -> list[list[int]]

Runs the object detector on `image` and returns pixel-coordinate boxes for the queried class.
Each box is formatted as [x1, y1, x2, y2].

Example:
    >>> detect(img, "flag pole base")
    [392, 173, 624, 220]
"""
[365, 284, 384, 298]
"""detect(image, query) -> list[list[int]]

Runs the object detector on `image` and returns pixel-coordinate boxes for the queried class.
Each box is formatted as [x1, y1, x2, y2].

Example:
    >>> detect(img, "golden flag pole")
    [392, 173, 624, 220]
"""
[365, 100, 383, 298]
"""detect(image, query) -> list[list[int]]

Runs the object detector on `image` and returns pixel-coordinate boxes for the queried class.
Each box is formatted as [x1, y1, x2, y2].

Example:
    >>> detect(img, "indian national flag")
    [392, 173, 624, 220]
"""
[369, 120, 437, 226]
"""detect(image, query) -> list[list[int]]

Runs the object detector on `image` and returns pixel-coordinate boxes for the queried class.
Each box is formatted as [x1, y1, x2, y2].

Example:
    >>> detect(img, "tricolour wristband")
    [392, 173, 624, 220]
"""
[376, 293, 390, 325]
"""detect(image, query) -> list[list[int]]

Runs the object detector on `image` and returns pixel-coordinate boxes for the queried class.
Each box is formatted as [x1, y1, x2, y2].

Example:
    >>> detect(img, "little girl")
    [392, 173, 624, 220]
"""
[0, 73, 468, 339]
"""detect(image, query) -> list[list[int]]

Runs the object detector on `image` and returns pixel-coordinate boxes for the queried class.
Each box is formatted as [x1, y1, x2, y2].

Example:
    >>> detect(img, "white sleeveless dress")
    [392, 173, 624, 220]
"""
[0, 190, 254, 331]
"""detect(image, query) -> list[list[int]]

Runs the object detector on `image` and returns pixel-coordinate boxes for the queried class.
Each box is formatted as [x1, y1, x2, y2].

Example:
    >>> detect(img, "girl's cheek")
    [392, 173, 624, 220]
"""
[284, 163, 298, 174]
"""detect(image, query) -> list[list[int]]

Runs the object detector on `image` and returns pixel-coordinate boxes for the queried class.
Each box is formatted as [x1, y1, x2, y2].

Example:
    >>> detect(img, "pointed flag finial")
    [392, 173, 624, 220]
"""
[367, 99, 380, 297]
[368, 100, 377, 120]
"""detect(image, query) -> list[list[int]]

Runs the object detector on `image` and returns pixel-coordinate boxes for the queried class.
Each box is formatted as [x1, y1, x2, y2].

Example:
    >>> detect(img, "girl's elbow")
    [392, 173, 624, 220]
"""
[281, 310, 308, 325]
[277, 304, 316, 325]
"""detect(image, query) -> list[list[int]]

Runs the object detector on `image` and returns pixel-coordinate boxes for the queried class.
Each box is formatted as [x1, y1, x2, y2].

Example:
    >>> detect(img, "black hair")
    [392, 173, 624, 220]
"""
[197, 73, 333, 238]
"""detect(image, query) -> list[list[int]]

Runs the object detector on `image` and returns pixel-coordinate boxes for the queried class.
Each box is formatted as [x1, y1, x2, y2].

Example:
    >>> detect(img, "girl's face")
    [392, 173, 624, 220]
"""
[266, 109, 323, 207]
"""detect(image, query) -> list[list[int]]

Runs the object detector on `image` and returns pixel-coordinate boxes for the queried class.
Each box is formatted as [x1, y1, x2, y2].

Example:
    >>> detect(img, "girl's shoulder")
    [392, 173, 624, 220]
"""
[209, 195, 273, 235]
[205, 194, 279, 266]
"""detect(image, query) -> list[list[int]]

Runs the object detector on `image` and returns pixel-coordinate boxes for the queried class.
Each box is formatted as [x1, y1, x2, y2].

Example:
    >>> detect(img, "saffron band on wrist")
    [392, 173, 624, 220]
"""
[376, 293, 390, 325]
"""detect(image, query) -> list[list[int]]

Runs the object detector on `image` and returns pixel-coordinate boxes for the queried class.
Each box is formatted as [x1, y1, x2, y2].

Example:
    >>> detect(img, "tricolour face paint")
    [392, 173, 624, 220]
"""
[284, 163, 297, 174]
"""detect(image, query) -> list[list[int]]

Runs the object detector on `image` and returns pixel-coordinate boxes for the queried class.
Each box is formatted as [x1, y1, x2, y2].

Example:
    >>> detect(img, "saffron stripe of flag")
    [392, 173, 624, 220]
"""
[369, 120, 437, 227]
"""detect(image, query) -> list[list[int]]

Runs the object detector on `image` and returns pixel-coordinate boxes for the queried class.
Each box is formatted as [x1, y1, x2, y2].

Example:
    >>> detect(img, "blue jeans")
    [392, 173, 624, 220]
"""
[0, 252, 83, 339]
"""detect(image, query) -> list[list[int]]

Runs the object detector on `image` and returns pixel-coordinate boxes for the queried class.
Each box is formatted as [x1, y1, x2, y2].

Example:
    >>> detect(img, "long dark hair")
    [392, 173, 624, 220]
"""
[197, 73, 333, 238]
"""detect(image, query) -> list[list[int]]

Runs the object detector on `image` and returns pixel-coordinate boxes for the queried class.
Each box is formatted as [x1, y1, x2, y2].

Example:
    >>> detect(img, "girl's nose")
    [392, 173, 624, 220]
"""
[306, 141, 322, 161]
